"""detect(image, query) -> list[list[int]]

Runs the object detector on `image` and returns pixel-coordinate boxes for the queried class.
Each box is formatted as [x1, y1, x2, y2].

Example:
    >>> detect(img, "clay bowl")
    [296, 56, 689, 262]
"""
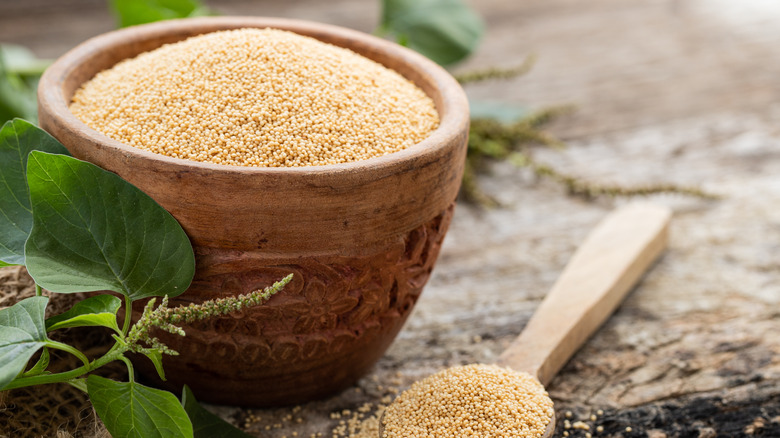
[38, 17, 469, 406]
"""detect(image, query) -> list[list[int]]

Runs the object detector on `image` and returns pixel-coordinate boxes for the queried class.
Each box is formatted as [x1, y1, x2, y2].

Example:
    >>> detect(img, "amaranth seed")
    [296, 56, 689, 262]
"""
[382, 364, 554, 437]
[70, 28, 439, 167]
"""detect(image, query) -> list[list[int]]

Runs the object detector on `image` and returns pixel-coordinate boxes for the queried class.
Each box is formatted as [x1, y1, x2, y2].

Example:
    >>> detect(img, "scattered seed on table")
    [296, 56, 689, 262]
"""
[573, 421, 590, 430]
[70, 28, 439, 167]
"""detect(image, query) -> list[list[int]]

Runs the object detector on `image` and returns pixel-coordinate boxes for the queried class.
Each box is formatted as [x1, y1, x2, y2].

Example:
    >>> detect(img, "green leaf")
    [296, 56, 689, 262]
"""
[469, 100, 530, 124]
[143, 349, 167, 381]
[0, 44, 51, 77]
[45, 294, 122, 332]
[21, 347, 49, 377]
[88, 375, 194, 438]
[24, 152, 195, 300]
[0, 296, 49, 390]
[0, 260, 12, 267]
[110, 0, 212, 28]
[68, 377, 88, 393]
[0, 80, 36, 125]
[0, 59, 38, 125]
[182, 385, 251, 438]
[0, 119, 70, 265]
[380, 0, 483, 66]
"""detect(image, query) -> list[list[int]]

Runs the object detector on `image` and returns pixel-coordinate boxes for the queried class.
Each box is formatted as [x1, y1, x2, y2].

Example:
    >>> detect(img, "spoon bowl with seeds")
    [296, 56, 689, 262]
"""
[379, 203, 672, 437]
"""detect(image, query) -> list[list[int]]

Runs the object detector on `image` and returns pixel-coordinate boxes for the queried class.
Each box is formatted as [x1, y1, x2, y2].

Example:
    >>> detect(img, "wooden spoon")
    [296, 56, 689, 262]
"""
[379, 203, 672, 437]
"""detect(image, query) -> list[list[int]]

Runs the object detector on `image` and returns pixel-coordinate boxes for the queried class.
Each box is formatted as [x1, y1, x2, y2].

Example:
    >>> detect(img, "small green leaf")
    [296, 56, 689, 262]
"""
[469, 100, 530, 124]
[0, 260, 12, 267]
[68, 377, 88, 393]
[0, 296, 49, 390]
[0, 119, 70, 265]
[380, 0, 483, 66]
[110, 0, 212, 28]
[0, 44, 51, 77]
[143, 349, 167, 381]
[0, 58, 38, 125]
[182, 385, 251, 438]
[88, 375, 194, 438]
[45, 294, 122, 332]
[24, 152, 195, 300]
[21, 347, 49, 377]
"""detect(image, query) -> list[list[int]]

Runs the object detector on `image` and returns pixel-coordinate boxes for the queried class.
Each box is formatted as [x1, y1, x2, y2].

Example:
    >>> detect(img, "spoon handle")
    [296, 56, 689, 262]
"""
[496, 203, 671, 386]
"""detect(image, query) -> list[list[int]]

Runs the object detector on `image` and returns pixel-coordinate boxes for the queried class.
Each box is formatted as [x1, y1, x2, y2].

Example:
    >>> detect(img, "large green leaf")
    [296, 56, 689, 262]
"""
[24, 152, 195, 300]
[182, 385, 252, 438]
[110, 0, 212, 28]
[45, 294, 122, 332]
[0, 119, 70, 265]
[0, 296, 49, 390]
[380, 0, 483, 66]
[88, 375, 194, 438]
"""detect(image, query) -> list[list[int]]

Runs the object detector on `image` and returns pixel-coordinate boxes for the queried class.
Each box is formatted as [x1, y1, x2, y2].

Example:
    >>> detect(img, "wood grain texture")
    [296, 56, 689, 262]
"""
[498, 204, 671, 386]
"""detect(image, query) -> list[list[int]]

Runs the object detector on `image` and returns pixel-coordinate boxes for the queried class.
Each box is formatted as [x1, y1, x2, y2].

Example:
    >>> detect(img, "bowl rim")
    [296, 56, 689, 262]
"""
[38, 16, 470, 177]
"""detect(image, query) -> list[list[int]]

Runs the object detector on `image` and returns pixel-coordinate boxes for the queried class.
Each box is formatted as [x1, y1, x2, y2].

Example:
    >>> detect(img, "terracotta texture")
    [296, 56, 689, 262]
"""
[153, 205, 454, 405]
[37, 17, 469, 406]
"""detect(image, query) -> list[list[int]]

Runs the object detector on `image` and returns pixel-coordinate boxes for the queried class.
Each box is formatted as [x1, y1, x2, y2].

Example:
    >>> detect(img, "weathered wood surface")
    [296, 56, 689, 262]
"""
[1, 0, 779, 437]
[498, 203, 672, 387]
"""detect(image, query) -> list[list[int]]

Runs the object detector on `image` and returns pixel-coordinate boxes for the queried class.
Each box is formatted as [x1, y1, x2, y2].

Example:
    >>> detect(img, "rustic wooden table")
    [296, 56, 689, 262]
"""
[1, 0, 778, 437]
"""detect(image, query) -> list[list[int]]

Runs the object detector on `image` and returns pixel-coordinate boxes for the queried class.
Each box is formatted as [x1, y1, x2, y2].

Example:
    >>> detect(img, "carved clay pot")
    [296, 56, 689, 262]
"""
[37, 17, 469, 406]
